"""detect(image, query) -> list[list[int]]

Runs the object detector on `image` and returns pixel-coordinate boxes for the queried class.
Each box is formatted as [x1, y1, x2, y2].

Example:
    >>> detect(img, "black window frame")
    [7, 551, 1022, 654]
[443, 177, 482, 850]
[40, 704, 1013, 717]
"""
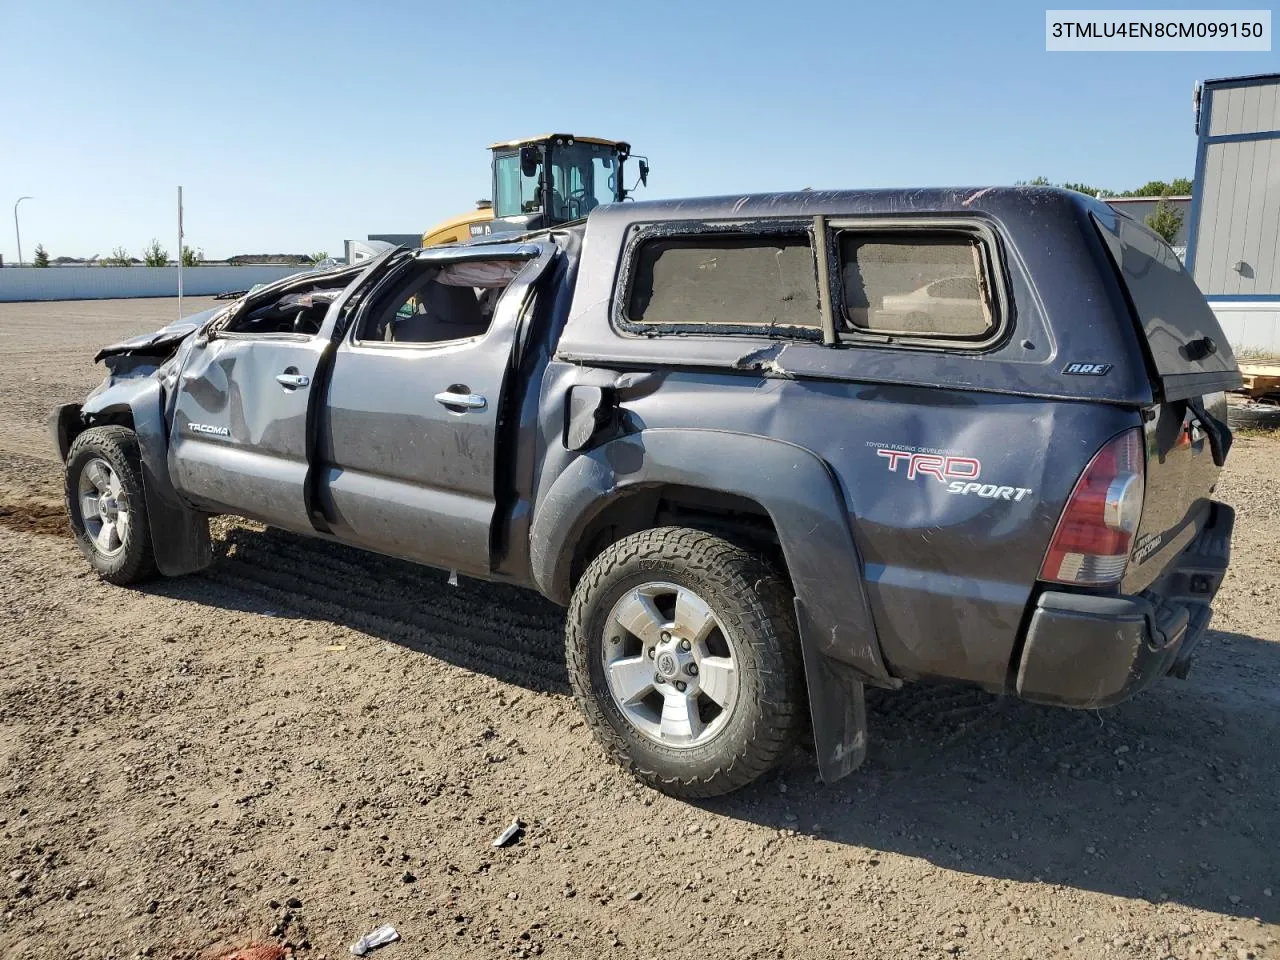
[611, 215, 1012, 353]
[612, 218, 828, 343]
[827, 216, 1011, 352]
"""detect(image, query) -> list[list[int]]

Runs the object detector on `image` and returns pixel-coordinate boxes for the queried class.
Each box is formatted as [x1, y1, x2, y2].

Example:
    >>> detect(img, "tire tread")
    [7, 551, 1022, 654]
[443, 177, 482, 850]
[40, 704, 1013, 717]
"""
[65, 425, 158, 585]
[566, 527, 805, 799]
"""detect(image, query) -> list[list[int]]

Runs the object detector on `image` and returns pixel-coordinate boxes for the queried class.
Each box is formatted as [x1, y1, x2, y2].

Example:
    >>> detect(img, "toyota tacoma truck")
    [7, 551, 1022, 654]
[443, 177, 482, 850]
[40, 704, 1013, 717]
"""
[51, 187, 1241, 798]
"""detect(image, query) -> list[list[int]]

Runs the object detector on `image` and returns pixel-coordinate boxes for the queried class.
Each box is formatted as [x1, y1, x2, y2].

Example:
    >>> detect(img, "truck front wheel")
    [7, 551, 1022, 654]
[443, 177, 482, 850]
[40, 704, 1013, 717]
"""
[565, 527, 805, 798]
[64, 425, 157, 585]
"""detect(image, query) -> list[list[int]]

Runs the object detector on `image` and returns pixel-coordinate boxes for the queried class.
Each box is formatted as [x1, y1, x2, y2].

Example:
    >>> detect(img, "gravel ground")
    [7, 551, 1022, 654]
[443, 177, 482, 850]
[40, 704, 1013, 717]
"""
[0, 298, 1276, 960]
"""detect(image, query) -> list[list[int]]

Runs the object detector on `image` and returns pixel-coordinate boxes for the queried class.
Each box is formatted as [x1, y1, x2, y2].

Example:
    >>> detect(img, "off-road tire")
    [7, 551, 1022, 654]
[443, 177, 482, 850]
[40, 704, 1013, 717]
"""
[65, 425, 158, 585]
[566, 527, 806, 798]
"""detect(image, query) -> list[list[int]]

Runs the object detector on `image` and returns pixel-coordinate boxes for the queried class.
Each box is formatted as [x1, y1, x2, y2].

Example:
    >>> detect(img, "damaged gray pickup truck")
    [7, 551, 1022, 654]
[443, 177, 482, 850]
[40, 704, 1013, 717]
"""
[52, 188, 1241, 797]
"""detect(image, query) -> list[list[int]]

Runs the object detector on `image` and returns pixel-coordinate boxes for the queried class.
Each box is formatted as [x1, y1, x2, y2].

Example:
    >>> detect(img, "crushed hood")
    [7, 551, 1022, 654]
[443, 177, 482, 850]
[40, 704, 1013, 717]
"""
[94, 307, 221, 363]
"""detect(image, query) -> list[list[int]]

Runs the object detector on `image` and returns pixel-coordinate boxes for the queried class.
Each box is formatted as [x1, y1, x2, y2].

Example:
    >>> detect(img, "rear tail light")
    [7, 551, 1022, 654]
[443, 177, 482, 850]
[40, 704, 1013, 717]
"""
[1040, 429, 1145, 586]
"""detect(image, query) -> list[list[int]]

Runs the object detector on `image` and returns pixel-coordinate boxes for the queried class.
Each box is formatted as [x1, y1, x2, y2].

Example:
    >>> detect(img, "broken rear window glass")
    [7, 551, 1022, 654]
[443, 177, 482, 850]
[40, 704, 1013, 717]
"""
[627, 235, 819, 330]
[838, 233, 993, 339]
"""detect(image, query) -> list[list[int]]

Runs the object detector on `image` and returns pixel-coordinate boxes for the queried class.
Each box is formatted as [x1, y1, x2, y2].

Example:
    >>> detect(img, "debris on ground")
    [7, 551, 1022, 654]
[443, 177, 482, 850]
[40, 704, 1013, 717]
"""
[349, 923, 400, 956]
[492, 818, 525, 848]
[216, 946, 289, 960]
[1, 297, 1277, 960]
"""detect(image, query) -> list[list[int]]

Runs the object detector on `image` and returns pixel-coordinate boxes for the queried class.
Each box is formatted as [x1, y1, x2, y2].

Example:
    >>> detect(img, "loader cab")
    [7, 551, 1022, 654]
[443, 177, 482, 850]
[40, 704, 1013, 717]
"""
[490, 134, 647, 226]
[421, 133, 649, 247]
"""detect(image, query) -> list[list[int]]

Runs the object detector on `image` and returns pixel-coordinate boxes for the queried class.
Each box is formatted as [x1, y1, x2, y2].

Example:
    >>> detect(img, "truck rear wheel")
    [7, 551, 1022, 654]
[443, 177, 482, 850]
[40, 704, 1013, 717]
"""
[565, 527, 805, 798]
[64, 425, 157, 585]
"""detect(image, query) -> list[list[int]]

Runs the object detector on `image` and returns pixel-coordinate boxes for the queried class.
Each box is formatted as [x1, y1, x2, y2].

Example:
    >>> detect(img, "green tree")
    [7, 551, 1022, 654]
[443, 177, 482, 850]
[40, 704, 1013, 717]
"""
[1144, 191, 1184, 244]
[1017, 177, 1115, 197]
[1061, 182, 1115, 198]
[32, 244, 50, 268]
[1129, 179, 1189, 197]
[142, 238, 169, 267]
[104, 246, 132, 267]
[181, 245, 204, 267]
[1018, 177, 1193, 198]
[307, 251, 329, 265]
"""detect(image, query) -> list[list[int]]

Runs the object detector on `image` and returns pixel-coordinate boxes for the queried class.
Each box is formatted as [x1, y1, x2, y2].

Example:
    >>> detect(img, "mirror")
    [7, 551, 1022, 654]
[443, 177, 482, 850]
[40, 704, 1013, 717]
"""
[520, 146, 540, 178]
[638, 159, 650, 186]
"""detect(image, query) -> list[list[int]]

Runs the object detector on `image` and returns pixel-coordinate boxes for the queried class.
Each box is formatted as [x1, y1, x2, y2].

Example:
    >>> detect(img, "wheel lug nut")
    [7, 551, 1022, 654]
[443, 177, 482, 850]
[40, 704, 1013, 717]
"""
[675, 681, 687, 692]
[679, 639, 691, 651]
[611, 636, 621, 644]
[687, 663, 698, 676]
[654, 674, 664, 684]
[660, 632, 671, 642]
[647, 648, 655, 659]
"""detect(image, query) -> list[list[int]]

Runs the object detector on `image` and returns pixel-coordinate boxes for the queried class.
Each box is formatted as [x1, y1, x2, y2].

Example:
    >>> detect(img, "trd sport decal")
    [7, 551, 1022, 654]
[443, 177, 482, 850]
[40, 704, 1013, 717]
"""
[870, 443, 1032, 501]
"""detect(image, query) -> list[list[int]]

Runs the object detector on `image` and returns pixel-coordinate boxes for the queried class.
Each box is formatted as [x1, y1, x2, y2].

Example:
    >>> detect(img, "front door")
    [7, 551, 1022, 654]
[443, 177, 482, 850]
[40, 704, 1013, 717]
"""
[167, 253, 396, 533]
[316, 242, 553, 575]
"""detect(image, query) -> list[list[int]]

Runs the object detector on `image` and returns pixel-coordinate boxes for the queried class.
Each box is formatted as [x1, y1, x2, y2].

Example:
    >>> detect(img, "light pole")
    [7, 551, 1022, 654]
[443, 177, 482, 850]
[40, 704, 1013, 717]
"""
[13, 196, 32, 267]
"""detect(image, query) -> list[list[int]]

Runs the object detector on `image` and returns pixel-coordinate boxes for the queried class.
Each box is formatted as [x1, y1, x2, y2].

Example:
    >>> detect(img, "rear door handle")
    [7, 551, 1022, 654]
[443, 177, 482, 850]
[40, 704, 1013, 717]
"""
[276, 373, 311, 389]
[434, 391, 487, 411]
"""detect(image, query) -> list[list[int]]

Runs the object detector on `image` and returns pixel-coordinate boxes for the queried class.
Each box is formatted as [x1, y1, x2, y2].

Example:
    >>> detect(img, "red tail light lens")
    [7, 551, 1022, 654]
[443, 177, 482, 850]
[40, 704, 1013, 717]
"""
[1040, 429, 1145, 586]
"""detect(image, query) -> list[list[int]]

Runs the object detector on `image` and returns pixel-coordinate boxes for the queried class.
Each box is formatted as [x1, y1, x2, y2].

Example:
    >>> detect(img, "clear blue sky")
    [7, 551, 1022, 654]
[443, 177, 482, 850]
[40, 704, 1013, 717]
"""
[0, 0, 1274, 260]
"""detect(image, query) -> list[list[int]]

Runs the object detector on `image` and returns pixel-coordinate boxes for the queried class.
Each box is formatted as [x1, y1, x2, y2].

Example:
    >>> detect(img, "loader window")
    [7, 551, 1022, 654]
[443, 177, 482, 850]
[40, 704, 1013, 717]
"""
[549, 142, 619, 220]
[626, 234, 820, 331]
[357, 258, 529, 345]
[838, 233, 994, 340]
[494, 153, 541, 219]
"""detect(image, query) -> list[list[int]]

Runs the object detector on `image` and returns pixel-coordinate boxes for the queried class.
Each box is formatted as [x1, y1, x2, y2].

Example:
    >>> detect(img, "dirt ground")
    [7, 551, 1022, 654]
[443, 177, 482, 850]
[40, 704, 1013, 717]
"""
[0, 298, 1276, 960]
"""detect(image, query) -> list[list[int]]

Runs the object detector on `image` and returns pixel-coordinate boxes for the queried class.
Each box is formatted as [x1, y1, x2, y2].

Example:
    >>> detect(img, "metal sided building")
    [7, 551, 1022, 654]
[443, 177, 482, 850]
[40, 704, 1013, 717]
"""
[1188, 73, 1280, 354]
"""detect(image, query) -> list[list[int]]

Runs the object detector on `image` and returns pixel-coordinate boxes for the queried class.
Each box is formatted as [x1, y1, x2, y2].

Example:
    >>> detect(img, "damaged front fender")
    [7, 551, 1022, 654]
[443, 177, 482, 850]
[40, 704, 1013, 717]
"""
[61, 375, 213, 577]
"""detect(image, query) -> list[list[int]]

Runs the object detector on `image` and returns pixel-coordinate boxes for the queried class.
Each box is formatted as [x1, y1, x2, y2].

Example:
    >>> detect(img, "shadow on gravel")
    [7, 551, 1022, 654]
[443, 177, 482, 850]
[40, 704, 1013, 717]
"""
[142, 524, 1278, 922]
[148, 525, 572, 695]
[705, 628, 1280, 923]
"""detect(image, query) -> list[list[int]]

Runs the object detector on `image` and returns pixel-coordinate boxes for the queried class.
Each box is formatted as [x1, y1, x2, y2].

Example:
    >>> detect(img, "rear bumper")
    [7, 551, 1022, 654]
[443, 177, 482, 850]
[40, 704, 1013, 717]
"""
[1015, 501, 1234, 708]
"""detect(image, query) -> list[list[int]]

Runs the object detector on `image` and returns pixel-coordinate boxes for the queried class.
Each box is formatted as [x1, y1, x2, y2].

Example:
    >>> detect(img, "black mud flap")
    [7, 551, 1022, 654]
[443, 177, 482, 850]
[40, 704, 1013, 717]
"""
[126, 380, 214, 577]
[1187, 397, 1232, 467]
[795, 597, 868, 782]
[143, 473, 213, 577]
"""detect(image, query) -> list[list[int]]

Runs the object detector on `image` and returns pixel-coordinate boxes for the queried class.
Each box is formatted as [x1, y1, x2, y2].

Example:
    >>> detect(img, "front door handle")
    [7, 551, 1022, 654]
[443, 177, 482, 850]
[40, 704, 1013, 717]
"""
[434, 391, 487, 411]
[276, 372, 311, 389]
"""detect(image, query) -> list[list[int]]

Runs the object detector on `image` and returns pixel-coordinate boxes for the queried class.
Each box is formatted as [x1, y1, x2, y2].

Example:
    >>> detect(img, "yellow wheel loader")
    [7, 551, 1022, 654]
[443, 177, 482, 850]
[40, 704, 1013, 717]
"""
[421, 134, 649, 247]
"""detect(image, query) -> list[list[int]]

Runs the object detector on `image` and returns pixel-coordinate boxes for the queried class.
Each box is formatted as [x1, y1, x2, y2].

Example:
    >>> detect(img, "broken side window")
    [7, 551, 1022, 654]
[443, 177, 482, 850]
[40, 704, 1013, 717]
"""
[837, 233, 994, 340]
[220, 280, 350, 337]
[626, 234, 820, 331]
[356, 258, 529, 345]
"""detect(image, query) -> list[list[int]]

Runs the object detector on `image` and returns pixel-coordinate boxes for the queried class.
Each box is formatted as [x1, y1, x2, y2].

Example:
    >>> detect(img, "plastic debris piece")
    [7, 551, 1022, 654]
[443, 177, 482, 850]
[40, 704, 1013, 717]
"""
[492, 818, 525, 848]
[349, 924, 400, 956]
[448, 569, 459, 587]
[326, 644, 347, 652]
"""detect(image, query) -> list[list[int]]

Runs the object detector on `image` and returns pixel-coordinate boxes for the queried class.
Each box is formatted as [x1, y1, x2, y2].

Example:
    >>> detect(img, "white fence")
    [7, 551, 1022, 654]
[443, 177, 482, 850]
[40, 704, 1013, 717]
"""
[0, 265, 312, 302]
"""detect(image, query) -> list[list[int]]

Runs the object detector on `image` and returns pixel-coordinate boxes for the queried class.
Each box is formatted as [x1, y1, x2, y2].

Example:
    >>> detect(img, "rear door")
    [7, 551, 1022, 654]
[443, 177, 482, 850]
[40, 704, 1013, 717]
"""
[315, 241, 554, 575]
[168, 253, 398, 533]
[1093, 213, 1241, 591]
